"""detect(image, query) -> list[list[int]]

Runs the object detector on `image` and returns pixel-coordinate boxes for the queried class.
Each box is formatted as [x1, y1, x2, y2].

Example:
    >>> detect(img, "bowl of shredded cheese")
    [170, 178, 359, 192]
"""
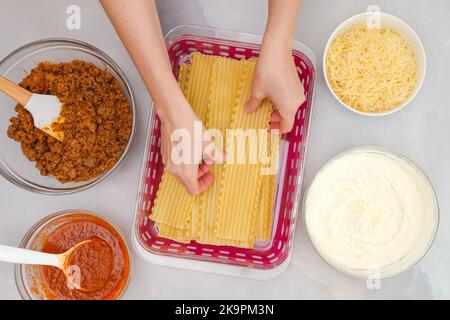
[324, 11, 426, 116]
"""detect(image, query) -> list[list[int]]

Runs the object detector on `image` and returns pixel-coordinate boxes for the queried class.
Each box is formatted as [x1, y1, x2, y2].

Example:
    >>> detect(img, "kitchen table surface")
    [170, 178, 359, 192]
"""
[0, 0, 449, 299]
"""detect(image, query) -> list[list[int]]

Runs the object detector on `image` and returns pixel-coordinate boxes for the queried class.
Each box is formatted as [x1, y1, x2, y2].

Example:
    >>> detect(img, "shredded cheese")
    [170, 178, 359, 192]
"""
[326, 24, 418, 113]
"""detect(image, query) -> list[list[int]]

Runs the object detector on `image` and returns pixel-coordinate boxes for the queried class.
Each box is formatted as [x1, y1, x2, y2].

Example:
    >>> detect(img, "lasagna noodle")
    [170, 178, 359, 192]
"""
[186, 52, 216, 121]
[215, 62, 272, 243]
[178, 63, 190, 91]
[150, 173, 193, 229]
[150, 62, 193, 229]
[255, 180, 268, 240]
[255, 175, 275, 241]
[151, 53, 277, 248]
[197, 58, 252, 244]
[186, 53, 217, 239]
[156, 222, 190, 243]
[151, 53, 216, 231]
[255, 108, 280, 241]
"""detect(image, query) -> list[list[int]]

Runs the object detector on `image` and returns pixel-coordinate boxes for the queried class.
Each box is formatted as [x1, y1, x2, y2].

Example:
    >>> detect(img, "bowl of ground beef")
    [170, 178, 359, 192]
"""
[0, 39, 136, 194]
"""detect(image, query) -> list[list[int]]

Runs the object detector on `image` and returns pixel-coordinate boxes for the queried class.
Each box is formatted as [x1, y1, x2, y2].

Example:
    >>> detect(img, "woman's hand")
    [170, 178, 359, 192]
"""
[101, 0, 303, 193]
[245, 45, 305, 133]
[102, 0, 221, 194]
[158, 93, 223, 196]
[245, 0, 304, 134]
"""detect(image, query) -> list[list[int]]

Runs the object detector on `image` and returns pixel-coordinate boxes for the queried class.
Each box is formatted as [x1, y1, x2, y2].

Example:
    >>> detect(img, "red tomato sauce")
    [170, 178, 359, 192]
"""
[38, 214, 130, 300]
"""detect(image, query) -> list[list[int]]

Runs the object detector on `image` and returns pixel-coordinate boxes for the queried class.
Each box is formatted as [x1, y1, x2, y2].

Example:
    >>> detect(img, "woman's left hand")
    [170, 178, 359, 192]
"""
[245, 45, 305, 133]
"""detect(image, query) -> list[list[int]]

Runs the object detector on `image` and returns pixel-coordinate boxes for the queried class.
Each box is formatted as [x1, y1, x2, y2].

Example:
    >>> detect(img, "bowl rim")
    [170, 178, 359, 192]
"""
[322, 11, 427, 117]
[302, 145, 440, 280]
[0, 38, 137, 195]
[14, 209, 132, 300]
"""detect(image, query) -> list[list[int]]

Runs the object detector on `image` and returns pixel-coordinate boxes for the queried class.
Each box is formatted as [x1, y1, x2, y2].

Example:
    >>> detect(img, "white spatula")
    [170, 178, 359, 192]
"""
[0, 75, 64, 141]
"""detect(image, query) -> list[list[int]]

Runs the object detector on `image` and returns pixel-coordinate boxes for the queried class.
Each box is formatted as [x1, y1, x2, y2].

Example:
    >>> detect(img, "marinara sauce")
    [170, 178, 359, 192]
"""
[38, 213, 130, 300]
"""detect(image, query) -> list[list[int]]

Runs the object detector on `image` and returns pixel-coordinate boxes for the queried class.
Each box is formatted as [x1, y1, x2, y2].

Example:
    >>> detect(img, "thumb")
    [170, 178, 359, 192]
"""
[245, 96, 263, 113]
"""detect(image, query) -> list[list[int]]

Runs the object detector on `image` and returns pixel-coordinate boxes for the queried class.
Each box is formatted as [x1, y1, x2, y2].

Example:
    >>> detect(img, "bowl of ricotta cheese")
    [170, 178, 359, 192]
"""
[304, 146, 438, 279]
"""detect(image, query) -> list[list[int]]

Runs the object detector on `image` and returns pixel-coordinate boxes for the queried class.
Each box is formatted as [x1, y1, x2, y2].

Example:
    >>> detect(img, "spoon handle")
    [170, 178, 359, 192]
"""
[0, 245, 61, 268]
[0, 76, 32, 106]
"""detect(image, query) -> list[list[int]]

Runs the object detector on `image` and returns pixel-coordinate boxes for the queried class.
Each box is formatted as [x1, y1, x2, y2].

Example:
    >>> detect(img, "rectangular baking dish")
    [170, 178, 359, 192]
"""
[132, 25, 316, 280]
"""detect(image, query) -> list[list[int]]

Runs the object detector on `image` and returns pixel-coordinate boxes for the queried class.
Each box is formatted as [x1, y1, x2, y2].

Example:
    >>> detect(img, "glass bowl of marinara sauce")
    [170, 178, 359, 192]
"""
[14, 210, 131, 300]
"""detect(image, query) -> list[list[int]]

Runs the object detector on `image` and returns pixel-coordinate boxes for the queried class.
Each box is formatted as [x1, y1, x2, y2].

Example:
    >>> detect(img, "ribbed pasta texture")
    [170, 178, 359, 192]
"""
[150, 53, 279, 247]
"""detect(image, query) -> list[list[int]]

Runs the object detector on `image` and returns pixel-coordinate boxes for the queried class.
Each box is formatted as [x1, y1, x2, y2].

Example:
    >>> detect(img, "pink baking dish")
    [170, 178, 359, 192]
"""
[132, 25, 316, 279]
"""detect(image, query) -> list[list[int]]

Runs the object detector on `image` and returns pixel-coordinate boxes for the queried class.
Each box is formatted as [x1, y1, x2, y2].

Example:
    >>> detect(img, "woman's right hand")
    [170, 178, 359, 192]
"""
[157, 94, 223, 196]
[101, 0, 224, 195]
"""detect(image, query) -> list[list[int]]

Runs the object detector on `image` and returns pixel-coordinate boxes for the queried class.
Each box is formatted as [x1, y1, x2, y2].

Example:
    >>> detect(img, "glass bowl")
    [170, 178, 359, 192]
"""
[0, 38, 136, 194]
[14, 209, 131, 300]
[303, 146, 439, 279]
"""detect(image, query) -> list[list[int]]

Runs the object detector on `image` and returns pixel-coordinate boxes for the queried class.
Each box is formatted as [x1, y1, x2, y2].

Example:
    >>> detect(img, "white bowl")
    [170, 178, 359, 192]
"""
[323, 11, 426, 116]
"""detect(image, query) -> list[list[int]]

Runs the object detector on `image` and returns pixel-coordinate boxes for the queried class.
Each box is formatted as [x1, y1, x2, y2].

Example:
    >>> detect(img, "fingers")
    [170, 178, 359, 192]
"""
[244, 96, 263, 113]
[203, 143, 226, 165]
[198, 162, 212, 178]
[197, 172, 214, 194]
[270, 108, 297, 133]
[269, 121, 281, 131]
[269, 110, 282, 131]
[271, 102, 304, 133]
[270, 110, 282, 122]
[180, 169, 200, 196]
[167, 165, 212, 195]
[174, 175, 184, 185]
[280, 116, 295, 134]
[180, 163, 215, 196]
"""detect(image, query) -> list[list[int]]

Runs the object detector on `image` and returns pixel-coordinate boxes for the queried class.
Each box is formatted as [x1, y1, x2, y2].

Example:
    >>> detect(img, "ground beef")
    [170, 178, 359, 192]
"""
[7, 60, 132, 183]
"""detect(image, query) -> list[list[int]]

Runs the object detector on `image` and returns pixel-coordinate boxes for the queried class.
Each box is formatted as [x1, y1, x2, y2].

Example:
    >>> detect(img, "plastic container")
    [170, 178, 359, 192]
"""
[132, 25, 316, 279]
[0, 39, 136, 194]
[304, 146, 439, 279]
[15, 210, 131, 300]
[323, 9, 426, 116]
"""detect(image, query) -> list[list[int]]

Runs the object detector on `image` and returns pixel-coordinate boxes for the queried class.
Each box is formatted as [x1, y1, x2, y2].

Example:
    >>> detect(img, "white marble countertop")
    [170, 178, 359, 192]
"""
[0, 0, 449, 299]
